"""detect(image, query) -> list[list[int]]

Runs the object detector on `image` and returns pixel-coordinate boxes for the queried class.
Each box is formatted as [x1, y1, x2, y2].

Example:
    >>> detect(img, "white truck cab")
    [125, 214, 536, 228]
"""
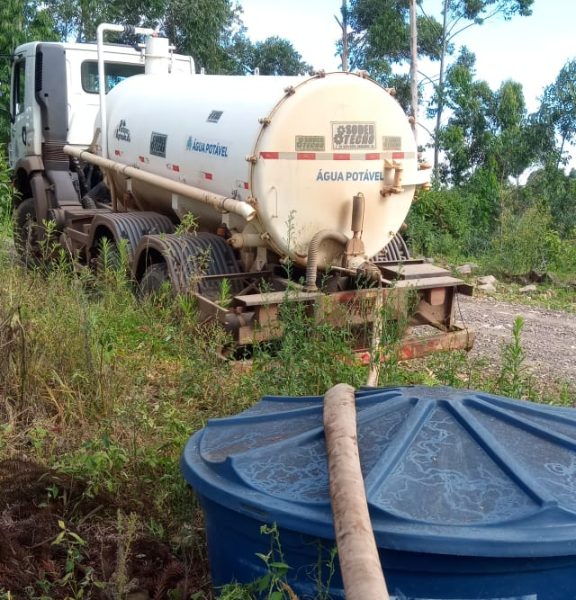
[9, 40, 194, 168]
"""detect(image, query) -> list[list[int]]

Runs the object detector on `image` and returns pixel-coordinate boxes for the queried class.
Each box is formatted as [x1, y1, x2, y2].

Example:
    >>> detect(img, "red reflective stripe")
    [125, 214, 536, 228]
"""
[258, 151, 408, 160]
[203, 172, 213, 180]
[172, 164, 180, 172]
[243, 182, 250, 189]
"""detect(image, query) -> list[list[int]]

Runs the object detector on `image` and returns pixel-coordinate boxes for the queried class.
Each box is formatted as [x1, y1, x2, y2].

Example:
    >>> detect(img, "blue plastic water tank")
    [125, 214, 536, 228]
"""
[181, 386, 576, 599]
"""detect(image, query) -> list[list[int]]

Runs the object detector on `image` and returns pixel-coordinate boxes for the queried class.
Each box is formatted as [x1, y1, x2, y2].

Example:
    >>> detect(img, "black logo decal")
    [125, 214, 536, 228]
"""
[150, 132, 168, 158]
[207, 110, 223, 123]
[115, 119, 131, 142]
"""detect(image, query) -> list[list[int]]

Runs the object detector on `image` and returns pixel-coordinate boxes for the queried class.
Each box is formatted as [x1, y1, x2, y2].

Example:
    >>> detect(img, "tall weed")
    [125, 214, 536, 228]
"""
[250, 299, 365, 397]
[495, 316, 535, 399]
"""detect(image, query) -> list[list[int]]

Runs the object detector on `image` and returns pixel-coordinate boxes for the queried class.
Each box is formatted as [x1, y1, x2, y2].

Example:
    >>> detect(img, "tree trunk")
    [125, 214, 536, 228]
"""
[433, 0, 450, 176]
[410, 0, 418, 143]
[336, 1, 349, 72]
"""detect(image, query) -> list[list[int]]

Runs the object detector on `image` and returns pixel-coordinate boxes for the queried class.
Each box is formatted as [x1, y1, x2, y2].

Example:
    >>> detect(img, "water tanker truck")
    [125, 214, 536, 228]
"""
[8, 24, 473, 357]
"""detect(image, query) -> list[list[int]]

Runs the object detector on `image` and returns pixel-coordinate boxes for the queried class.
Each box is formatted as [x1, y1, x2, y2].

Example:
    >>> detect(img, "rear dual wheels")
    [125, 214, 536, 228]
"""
[139, 263, 170, 296]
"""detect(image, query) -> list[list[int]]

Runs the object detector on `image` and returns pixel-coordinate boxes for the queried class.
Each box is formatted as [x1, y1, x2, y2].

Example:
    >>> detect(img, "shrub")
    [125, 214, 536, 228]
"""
[407, 169, 502, 260]
[486, 203, 565, 277]
[406, 187, 473, 260]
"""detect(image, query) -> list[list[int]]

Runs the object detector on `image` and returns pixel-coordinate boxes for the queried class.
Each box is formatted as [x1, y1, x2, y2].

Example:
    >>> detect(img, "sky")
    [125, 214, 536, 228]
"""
[239, 0, 576, 113]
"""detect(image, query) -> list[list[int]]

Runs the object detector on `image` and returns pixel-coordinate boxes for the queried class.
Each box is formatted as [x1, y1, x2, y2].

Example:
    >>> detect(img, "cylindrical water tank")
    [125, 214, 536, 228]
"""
[105, 71, 420, 266]
[182, 386, 576, 599]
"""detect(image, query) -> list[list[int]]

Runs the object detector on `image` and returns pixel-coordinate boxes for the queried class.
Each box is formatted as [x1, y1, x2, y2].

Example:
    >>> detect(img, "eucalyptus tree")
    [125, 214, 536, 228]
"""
[429, 0, 533, 171]
[438, 47, 534, 185]
[346, 0, 534, 169]
[537, 60, 576, 169]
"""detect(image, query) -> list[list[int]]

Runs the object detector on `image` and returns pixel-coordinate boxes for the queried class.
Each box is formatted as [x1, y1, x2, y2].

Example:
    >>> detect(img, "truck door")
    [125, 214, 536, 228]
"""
[8, 53, 34, 168]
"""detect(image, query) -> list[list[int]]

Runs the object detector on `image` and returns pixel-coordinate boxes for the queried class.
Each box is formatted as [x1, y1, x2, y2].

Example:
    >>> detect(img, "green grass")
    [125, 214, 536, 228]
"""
[0, 218, 574, 598]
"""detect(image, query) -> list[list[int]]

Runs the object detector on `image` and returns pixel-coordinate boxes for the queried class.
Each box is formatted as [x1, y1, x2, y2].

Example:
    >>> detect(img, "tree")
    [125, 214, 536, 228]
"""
[537, 60, 576, 169]
[429, 0, 533, 172]
[522, 167, 576, 237]
[47, 0, 112, 41]
[0, 1, 58, 143]
[346, 0, 533, 166]
[44, 0, 239, 72]
[159, 0, 238, 73]
[437, 47, 534, 185]
[248, 37, 310, 75]
[347, 0, 442, 110]
[335, 1, 351, 71]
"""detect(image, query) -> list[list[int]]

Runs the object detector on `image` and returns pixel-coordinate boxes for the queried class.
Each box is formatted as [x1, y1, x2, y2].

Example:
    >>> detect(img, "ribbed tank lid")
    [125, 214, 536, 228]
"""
[181, 386, 576, 557]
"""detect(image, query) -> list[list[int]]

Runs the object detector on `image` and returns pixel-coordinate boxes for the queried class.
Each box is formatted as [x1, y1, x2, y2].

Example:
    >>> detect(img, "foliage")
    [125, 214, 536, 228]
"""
[159, 0, 240, 73]
[249, 37, 310, 75]
[346, 0, 443, 108]
[345, 0, 533, 155]
[223, 32, 311, 76]
[407, 167, 501, 259]
[0, 1, 58, 143]
[28, 0, 310, 76]
[537, 59, 576, 167]
[437, 48, 535, 185]
[486, 203, 568, 278]
[250, 299, 365, 397]
[0, 217, 574, 596]
[519, 166, 576, 238]
[221, 524, 294, 600]
[407, 187, 473, 259]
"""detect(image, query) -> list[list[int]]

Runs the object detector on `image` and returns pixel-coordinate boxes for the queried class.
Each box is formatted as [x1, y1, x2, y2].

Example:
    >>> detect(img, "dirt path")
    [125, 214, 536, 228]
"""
[456, 295, 576, 385]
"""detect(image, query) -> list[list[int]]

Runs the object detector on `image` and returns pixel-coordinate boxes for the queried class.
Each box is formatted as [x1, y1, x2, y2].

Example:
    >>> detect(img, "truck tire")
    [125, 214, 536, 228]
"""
[14, 198, 41, 264]
[139, 263, 170, 297]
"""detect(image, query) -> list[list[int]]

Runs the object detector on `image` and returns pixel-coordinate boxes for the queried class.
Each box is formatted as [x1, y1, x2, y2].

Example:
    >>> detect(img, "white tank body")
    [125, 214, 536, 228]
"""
[105, 71, 420, 265]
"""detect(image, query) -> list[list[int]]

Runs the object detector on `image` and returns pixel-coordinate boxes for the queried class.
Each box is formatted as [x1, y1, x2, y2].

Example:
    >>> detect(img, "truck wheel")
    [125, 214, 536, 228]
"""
[14, 198, 41, 264]
[139, 263, 171, 297]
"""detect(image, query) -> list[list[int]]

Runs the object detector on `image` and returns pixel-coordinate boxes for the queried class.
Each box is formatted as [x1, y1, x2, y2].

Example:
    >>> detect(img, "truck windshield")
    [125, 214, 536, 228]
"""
[81, 60, 144, 94]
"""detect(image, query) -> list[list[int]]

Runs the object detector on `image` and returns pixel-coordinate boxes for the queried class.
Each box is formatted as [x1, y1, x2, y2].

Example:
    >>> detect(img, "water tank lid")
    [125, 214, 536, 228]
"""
[181, 386, 576, 557]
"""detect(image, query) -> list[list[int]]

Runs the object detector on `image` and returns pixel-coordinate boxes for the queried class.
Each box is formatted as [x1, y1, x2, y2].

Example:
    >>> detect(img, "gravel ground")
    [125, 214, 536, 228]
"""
[457, 294, 576, 386]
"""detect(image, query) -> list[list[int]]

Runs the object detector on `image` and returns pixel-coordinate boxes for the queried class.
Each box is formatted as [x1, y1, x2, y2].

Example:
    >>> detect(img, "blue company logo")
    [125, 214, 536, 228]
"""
[316, 169, 384, 182]
[186, 136, 228, 157]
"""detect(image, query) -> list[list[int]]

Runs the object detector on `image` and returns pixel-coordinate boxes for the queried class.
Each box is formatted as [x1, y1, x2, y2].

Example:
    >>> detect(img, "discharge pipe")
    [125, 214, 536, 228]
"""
[323, 383, 390, 600]
[63, 146, 256, 222]
[304, 229, 348, 291]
